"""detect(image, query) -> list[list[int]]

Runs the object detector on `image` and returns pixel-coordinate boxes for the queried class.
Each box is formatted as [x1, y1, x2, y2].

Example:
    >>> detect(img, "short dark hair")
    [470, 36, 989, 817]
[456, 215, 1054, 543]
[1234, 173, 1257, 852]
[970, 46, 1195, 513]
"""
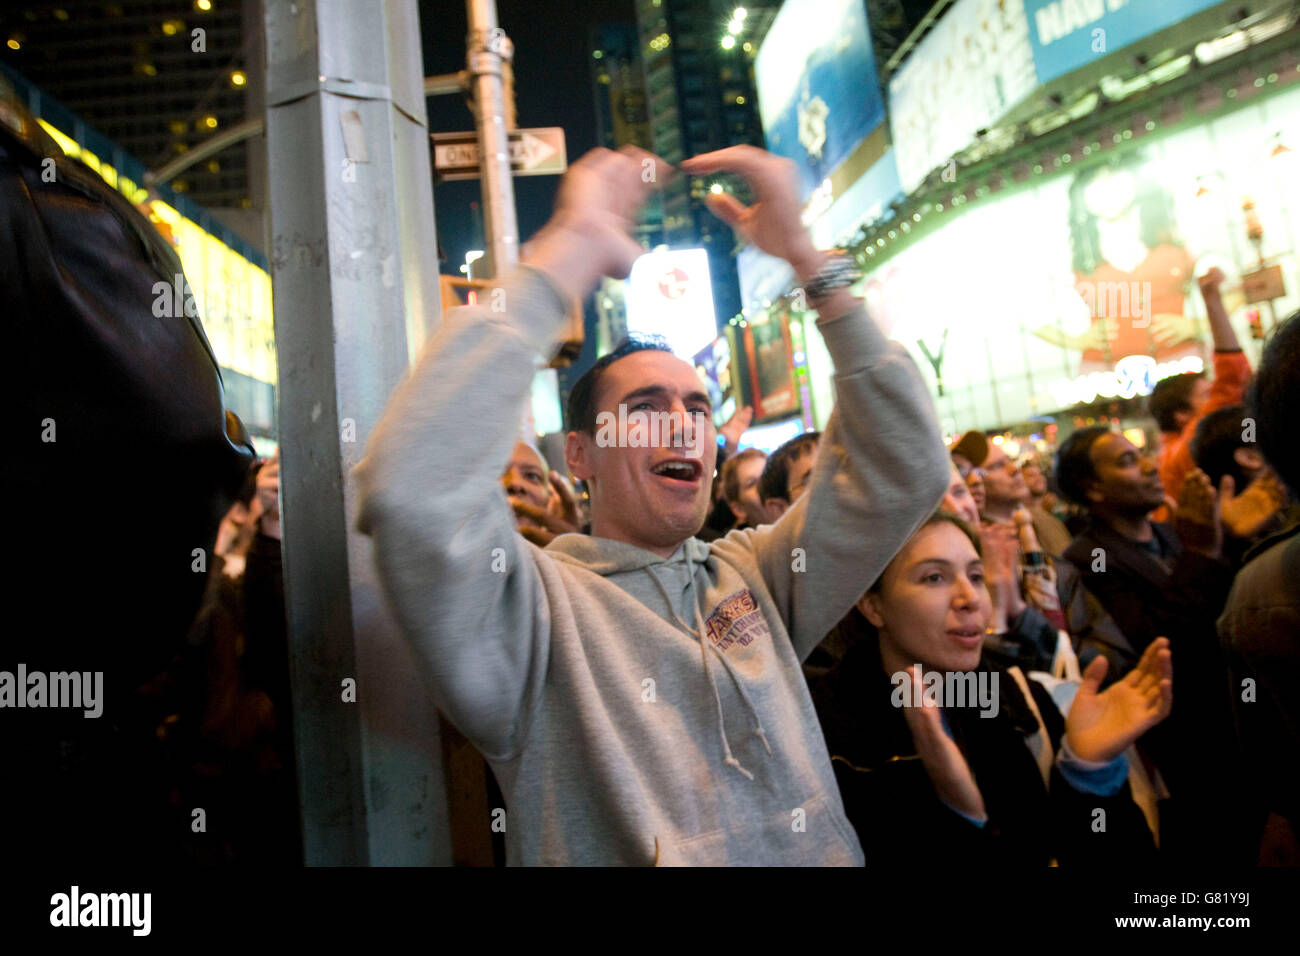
[1054, 425, 1112, 507]
[1148, 372, 1205, 433]
[758, 431, 820, 504]
[565, 334, 674, 434]
[721, 448, 766, 505]
[1252, 311, 1300, 494]
[1191, 404, 1251, 489]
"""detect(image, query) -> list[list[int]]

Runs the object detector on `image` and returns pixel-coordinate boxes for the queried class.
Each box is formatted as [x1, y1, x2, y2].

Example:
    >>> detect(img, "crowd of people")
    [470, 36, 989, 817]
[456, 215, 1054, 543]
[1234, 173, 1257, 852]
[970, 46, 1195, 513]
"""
[434, 144, 1300, 865]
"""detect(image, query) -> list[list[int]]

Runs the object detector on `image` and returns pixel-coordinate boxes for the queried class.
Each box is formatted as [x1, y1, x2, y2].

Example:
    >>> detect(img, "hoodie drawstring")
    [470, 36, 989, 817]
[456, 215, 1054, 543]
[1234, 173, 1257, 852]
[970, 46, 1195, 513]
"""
[645, 557, 772, 781]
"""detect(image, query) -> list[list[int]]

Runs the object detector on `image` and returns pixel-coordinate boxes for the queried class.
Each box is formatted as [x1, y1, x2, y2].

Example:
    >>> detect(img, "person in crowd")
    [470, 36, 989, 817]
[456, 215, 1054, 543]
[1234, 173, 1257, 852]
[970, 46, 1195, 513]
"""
[1150, 267, 1253, 519]
[355, 144, 949, 865]
[502, 440, 583, 547]
[1055, 427, 1246, 861]
[213, 460, 265, 577]
[1022, 458, 1073, 555]
[720, 447, 769, 531]
[1190, 404, 1290, 564]
[146, 452, 300, 865]
[1218, 311, 1300, 864]
[955, 431, 1072, 557]
[697, 405, 756, 542]
[810, 511, 1170, 864]
[952, 445, 987, 516]
[757, 431, 821, 522]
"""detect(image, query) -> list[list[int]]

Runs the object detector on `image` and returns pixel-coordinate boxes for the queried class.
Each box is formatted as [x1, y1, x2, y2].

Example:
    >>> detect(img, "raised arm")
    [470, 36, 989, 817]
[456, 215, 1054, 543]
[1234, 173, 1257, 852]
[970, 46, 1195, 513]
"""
[355, 148, 663, 757]
[686, 147, 949, 658]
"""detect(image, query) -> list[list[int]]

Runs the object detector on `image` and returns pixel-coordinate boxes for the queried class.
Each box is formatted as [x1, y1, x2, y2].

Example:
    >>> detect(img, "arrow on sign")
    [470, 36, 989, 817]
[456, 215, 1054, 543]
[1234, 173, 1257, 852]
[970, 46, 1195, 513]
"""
[431, 127, 567, 181]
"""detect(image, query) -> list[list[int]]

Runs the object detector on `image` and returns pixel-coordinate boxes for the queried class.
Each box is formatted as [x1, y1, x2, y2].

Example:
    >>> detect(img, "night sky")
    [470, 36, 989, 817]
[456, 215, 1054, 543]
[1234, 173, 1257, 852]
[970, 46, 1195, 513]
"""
[419, 0, 635, 276]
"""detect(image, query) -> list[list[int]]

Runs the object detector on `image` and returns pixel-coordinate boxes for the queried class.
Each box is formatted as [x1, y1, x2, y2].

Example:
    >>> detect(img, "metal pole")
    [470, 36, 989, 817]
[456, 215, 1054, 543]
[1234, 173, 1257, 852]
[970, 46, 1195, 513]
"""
[264, 0, 451, 865]
[466, 0, 519, 279]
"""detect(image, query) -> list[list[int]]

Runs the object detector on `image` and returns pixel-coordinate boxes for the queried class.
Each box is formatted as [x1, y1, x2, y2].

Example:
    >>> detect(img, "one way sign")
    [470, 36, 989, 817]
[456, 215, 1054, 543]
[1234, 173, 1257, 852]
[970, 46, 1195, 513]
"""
[431, 128, 567, 181]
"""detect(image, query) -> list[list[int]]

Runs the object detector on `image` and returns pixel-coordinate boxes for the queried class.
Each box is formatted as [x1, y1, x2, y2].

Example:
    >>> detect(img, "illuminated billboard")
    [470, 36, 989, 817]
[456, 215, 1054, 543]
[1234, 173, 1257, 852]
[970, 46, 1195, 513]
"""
[624, 248, 718, 360]
[1025, 0, 1223, 86]
[888, 0, 1039, 194]
[861, 83, 1300, 434]
[754, 0, 886, 203]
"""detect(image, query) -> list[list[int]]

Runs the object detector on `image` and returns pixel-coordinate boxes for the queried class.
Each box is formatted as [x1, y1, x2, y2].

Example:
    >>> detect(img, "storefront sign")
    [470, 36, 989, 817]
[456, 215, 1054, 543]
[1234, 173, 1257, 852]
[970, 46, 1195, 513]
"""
[1242, 265, 1286, 303]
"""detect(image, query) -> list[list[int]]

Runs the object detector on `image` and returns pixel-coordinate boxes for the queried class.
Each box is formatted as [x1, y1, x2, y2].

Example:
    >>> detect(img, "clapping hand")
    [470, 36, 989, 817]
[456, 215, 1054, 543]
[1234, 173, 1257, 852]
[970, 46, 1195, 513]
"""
[1219, 470, 1286, 540]
[1173, 467, 1222, 558]
[1066, 637, 1172, 764]
[900, 665, 987, 823]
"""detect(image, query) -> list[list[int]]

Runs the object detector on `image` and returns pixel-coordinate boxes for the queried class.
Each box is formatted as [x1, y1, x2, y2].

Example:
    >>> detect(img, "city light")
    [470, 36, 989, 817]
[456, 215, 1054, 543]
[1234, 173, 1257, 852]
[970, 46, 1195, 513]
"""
[161, 20, 183, 36]
[720, 35, 735, 50]
[727, 19, 743, 35]
[195, 0, 213, 11]
[710, 183, 724, 194]
[7, 38, 20, 51]
[733, 7, 747, 20]
[231, 70, 247, 87]
[202, 115, 218, 129]
[592, 50, 603, 59]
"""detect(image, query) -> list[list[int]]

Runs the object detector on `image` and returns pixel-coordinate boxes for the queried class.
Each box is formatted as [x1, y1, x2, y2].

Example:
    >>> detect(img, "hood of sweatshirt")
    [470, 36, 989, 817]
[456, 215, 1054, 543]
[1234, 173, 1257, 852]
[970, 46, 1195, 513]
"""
[546, 532, 773, 780]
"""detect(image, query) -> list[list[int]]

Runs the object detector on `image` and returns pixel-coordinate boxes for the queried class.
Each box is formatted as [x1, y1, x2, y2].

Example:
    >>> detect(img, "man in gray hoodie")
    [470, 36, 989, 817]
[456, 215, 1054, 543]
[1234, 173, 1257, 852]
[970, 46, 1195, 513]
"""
[356, 145, 949, 865]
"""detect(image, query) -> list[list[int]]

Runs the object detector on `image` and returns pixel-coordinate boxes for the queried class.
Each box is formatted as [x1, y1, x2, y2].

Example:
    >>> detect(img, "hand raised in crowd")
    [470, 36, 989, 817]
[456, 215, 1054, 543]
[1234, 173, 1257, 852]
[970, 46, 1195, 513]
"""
[679, 146, 823, 280]
[512, 471, 583, 548]
[1197, 266, 1227, 298]
[1066, 637, 1173, 764]
[1219, 470, 1287, 540]
[525, 146, 673, 303]
[1173, 467, 1222, 558]
[979, 520, 1025, 630]
[718, 404, 754, 455]
[899, 665, 987, 823]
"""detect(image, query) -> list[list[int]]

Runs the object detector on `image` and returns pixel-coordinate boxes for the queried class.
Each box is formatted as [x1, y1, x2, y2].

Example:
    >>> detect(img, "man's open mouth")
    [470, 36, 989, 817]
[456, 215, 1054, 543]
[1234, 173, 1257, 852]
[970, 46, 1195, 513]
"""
[650, 458, 703, 483]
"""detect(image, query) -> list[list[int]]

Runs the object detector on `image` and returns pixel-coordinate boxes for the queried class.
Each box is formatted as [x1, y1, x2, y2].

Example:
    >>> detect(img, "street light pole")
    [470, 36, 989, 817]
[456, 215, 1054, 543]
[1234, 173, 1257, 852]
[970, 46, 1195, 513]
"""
[465, 0, 518, 280]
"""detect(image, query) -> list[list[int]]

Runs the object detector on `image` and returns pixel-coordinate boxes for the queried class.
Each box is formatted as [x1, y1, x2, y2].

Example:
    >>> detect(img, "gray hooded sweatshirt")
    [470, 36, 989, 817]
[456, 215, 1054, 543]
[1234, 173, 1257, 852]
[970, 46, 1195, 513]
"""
[356, 265, 949, 865]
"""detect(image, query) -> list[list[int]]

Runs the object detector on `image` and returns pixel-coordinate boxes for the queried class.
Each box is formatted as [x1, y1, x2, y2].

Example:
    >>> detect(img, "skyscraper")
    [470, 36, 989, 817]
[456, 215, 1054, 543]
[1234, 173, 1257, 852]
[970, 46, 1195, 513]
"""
[1, 0, 255, 239]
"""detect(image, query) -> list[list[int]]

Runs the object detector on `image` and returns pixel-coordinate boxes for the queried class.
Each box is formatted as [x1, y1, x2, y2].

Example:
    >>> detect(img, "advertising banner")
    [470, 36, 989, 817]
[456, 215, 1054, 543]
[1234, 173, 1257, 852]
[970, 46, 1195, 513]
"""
[755, 0, 886, 203]
[861, 83, 1300, 433]
[889, 0, 1039, 194]
[1025, 0, 1224, 85]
